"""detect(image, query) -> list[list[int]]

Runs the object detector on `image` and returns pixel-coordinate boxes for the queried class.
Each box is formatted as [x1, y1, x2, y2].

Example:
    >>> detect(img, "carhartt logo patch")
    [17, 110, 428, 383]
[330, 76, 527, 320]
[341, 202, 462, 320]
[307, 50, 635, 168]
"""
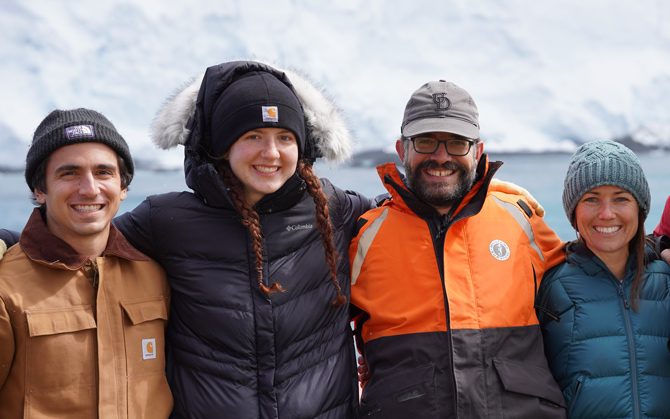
[432, 93, 451, 111]
[262, 106, 279, 122]
[142, 338, 157, 360]
[489, 240, 510, 261]
[65, 125, 95, 140]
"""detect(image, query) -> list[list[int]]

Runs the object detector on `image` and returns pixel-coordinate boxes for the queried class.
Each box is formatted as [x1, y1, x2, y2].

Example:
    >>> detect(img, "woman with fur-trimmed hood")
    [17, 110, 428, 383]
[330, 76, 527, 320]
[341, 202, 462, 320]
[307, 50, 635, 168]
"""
[115, 61, 370, 418]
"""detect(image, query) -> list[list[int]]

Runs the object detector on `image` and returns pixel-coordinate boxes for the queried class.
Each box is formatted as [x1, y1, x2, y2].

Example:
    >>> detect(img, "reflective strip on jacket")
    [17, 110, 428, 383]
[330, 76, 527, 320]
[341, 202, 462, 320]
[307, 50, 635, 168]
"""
[349, 156, 567, 419]
[0, 209, 172, 419]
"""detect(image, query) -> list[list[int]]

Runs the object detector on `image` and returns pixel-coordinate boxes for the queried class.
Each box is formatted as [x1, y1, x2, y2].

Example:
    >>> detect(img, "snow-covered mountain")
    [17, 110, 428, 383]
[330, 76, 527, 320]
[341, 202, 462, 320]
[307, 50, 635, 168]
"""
[2, 0, 670, 169]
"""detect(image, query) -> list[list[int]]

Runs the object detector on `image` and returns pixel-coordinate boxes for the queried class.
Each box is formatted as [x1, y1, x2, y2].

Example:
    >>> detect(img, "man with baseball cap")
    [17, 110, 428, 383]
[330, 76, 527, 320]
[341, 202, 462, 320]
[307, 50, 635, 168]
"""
[349, 81, 567, 418]
[0, 108, 172, 418]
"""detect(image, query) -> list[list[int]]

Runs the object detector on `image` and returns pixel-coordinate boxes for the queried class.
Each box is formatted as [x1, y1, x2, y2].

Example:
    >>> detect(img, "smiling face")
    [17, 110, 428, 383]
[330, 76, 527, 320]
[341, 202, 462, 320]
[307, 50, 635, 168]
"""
[575, 184, 639, 265]
[396, 132, 483, 214]
[34, 142, 127, 253]
[226, 127, 299, 206]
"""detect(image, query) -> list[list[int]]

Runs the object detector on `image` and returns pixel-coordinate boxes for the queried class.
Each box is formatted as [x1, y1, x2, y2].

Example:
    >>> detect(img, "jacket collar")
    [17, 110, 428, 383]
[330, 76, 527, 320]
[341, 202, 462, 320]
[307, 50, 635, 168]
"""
[254, 173, 307, 214]
[377, 153, 503, 221]
[565, 241, 636, 281]
[20, 208, 150, 270]
[184, 156, 308, 213]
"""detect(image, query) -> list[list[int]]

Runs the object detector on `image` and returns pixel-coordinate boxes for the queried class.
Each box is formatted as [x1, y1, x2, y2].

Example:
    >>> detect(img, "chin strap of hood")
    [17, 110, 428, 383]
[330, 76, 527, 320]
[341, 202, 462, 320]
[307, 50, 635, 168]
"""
[150, 61, 352, 163]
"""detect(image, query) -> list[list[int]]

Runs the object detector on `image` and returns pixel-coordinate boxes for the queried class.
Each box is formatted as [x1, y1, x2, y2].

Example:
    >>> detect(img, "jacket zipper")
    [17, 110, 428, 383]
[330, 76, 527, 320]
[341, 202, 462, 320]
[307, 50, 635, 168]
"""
[616, 281, 641, 419]
[535, 277, 561, 322]
[433, 218, 459, 417]
[568, 377, 584, 416]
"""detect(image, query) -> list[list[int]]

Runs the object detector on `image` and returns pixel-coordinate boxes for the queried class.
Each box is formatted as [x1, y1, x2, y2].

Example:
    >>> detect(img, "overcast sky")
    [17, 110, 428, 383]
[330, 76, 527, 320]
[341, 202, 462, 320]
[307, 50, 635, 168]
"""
[2, 0, 670, 167]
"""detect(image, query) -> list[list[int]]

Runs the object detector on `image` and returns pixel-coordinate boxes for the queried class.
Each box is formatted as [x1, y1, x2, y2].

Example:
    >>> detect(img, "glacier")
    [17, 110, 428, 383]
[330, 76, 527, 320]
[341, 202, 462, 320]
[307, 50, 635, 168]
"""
[1, 0, 669, 170]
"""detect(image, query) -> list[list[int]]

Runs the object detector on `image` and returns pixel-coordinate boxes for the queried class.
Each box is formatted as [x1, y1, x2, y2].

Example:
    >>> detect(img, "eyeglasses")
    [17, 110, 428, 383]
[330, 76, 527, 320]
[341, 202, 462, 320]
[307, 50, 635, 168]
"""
[406, 136, 476, 156]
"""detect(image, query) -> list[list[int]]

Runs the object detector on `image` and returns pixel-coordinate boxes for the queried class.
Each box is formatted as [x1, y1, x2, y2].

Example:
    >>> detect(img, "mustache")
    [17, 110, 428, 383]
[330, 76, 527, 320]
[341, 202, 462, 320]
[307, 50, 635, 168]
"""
[417, 160, 464, 172]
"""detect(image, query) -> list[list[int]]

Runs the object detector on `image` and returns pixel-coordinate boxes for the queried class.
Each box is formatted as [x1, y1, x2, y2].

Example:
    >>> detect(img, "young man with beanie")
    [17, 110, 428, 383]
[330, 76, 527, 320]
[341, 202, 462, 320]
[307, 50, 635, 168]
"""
[537, 140, 670, 418]
[0, 108, 172, 418]
[349, 80, 568, 418]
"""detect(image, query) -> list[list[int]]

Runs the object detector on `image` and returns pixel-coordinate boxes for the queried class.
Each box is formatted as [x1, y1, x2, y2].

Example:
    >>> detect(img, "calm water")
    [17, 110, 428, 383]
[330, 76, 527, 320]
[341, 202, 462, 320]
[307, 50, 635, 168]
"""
[1, 153, 668, 240]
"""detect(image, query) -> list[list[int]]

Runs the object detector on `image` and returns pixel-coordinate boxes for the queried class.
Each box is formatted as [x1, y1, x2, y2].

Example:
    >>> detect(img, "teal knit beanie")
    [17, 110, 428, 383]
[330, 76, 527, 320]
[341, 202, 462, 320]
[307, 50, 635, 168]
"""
[562, 140, 650, 227]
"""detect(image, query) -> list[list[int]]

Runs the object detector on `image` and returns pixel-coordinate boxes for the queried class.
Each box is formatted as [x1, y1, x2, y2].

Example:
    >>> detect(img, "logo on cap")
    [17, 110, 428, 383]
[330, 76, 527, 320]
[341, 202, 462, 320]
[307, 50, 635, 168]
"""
[432, 93, 451, 111]
[65, 125, 95, 140]
[262, 106, 279, 122]
[142, 338, 157, 360]
[489, 240, 510, 261]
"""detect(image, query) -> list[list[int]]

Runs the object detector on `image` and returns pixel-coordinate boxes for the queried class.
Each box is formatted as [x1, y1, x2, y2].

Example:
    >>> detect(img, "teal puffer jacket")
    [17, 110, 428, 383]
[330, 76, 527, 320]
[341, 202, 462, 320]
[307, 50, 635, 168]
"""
[537, 244, 670, 419]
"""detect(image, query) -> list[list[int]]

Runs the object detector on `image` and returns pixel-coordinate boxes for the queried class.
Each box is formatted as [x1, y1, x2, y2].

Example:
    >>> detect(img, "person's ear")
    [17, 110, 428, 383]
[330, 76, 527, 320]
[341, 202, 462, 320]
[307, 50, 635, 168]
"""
[475, 140, 484, 160]
[34, 189, 46, 205]
[395, 138, 405, 161]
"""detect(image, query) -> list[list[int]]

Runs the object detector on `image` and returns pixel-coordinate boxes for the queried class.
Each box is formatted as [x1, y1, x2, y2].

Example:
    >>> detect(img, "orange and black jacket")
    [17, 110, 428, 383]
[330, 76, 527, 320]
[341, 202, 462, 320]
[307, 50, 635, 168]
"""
[349, 156, 567, 419]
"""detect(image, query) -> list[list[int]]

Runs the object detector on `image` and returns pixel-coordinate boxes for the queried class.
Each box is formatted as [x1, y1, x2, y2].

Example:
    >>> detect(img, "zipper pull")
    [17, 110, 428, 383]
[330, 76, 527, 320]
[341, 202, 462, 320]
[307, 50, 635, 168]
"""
[436, 217, 449, 240]
[535, 304, 560, 322]
[617, 284, 630, 310]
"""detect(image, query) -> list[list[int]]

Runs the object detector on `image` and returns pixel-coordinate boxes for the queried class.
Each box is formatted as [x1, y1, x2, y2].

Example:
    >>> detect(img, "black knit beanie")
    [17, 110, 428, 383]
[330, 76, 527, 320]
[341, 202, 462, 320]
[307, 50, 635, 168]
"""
[209, 71, 306, 157]
[25, 108, 134, 189]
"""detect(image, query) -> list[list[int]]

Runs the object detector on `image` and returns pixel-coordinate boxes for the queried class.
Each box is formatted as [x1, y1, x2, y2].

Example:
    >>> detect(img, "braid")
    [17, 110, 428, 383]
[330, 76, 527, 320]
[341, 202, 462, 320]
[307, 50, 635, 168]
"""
[298, 161, 346, 306]
[219, 162, 285, 296]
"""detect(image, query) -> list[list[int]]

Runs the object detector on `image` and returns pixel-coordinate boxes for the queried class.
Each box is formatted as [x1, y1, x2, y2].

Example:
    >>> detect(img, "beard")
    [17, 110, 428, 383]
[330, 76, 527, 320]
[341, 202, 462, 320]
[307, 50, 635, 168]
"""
[403, 158, 477, 209]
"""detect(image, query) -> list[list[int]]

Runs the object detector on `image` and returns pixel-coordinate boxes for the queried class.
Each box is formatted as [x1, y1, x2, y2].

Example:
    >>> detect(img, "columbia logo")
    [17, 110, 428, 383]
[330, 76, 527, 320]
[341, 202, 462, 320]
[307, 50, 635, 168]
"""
[286, 223, 313, 232]
[65, 125, 95, 140]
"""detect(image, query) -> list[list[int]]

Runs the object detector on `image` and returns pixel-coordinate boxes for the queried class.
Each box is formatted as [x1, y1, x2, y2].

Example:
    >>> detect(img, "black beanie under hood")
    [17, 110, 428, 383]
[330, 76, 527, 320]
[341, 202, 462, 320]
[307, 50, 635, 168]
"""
[209, 71, 306, 158]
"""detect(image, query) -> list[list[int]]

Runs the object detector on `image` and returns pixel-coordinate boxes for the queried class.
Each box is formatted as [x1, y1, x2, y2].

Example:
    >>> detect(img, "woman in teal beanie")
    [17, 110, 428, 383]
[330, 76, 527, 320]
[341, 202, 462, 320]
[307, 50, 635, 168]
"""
[536, 140, 670, 418]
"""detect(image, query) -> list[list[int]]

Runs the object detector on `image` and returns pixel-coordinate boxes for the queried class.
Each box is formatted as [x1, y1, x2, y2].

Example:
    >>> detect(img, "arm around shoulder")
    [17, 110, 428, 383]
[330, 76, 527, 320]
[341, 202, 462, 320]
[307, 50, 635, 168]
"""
[324, 179, 374, 230]
[662, 249, 670, 265]
[0, 230, 20, 260]
[113, 198, 156, 258]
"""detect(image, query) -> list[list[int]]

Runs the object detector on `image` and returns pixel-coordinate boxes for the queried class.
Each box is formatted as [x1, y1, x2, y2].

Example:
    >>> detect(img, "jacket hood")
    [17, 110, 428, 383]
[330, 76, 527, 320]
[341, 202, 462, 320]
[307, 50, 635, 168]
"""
[150, 61, 353, 208]
[151, 60, 352, 163]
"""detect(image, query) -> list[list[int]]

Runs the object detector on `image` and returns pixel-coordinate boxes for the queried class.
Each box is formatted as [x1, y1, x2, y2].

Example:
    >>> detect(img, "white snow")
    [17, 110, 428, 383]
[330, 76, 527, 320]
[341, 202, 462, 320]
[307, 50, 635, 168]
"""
[1, 0, 669, 169]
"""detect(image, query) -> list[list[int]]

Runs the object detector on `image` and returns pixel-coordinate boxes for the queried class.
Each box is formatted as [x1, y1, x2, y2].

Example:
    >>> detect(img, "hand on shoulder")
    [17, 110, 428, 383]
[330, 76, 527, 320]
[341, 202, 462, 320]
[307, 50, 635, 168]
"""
[489, 178, 545, 217]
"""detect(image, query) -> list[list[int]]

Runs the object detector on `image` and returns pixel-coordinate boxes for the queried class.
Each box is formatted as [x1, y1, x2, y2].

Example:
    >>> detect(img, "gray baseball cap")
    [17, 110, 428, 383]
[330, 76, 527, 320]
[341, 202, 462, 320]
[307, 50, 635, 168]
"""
[401, 80, 480, 139]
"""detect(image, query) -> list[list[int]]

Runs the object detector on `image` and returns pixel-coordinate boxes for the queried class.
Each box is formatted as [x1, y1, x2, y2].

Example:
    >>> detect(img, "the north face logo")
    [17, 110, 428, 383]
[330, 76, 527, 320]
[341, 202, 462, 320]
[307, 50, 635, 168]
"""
[65, 125, 95, 140]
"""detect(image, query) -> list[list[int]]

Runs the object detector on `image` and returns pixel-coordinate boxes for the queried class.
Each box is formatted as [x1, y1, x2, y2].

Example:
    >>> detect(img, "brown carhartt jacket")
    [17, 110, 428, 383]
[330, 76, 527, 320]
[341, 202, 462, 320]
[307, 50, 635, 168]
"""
[0, 209, 172, 418]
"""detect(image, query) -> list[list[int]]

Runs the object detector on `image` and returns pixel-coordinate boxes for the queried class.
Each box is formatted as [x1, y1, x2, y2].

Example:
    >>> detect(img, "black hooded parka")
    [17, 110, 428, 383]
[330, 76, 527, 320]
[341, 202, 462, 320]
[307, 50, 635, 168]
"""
[115, 62, 370, 418]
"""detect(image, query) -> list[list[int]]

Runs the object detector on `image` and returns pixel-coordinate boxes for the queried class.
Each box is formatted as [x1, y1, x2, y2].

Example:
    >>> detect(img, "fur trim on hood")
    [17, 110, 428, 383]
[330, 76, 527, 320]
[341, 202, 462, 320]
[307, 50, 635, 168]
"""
[151, 62, 352, 163]
[150, 74, 203, 151]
